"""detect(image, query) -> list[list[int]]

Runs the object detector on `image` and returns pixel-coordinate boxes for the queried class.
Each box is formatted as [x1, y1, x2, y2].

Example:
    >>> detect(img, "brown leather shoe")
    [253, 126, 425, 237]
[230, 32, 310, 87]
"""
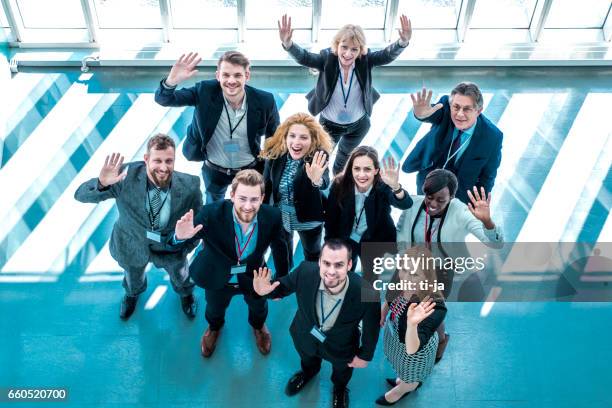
[200, 328, 220, 358]
[253, 325, 272, 355]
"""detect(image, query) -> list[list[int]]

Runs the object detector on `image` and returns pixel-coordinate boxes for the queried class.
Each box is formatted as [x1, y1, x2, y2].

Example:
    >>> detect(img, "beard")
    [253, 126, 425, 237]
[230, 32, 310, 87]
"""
[324, 276, 347, 293]
[236, 208, 256, 224]
[150, 171, 172, 189]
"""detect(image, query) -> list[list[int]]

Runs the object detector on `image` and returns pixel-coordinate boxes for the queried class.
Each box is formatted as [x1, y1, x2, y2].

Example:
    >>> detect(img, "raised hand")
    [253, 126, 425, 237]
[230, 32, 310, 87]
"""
[380, 156, 400, 190]
[397, 14, 412, 46]
[467, 186, 494, 228]
[253, 267, 280, 296]
[99, 153, 127, 187]
[166, 52, 202, 87]
[410, 87, 443, 120]
[407, 295, 436, 326]
[305, 151, 328, 186]
[175, 209, 203, 240]
[278, 14, 294, 48]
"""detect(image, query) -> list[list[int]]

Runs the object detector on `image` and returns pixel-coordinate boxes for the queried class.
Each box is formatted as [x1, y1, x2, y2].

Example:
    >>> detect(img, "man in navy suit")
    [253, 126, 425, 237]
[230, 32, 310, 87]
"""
[155, 51, 280, 204]
[402, 83, 503, 203]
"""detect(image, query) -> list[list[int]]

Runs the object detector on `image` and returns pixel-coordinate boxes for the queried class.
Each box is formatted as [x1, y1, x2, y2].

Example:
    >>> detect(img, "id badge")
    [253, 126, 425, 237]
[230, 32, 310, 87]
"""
[280, 203, 296, 214]
[349, 230, 362, 243]
[223, 140, 241, 153]
[310, 326, 326, 343]
[337, 110, 351, 123]
[230, 264, 247, 275]
[146, 230, 162, 243]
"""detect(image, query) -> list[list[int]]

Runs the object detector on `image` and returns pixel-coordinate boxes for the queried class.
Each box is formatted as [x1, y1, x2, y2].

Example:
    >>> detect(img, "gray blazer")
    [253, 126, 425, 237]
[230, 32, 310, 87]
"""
[74, 161, 203, 268]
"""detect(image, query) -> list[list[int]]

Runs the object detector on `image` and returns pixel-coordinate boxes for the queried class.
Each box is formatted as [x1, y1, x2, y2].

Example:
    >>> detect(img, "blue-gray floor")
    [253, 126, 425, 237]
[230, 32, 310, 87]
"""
[1, 66, 611, 407]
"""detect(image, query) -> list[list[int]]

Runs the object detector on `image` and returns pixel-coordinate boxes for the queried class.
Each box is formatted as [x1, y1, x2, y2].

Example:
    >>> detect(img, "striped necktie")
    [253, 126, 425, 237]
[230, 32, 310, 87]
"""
[150, 187, 162, 230]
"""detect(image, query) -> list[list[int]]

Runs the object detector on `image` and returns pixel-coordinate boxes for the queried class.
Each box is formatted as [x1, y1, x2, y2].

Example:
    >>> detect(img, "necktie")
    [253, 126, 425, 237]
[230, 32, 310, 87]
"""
[150, 187, 162, 230]
[450, 130, 463, 161]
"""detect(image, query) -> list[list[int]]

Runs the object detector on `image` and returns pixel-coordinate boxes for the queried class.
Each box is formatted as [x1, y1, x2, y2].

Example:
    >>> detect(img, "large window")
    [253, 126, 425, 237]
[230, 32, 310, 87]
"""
[171, 0, 238, 29]
[246, 0, 312, 29]
[16, 0, 86, 28]
[470, 0, 538, 29]
[545, 0, 611, 28]
[321, 0, 387, 29]
[400, 0, 461, 29]
[94, 0, 162, 28]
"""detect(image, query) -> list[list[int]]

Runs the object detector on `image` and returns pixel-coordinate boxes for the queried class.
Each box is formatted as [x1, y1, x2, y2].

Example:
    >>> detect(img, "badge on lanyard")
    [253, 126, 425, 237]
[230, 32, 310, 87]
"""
[349, 230, 361, 243]
[230, 264, 247, 275]
[310, 326, 327, 343]
[223, 140, 241, 153]
[146, 230, 162, 242]
[232, 223, 256, 276]
[337, 110, 351, 123]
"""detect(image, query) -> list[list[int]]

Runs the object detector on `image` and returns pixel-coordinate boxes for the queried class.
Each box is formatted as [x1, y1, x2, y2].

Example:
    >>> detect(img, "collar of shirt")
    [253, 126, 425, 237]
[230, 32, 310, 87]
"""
[318, 276, 349, 299]
[454, 121, 476, 142]
[223, 93, 247, 114]
[146, 178, 170, 194]
[354, 184, 373, 199]
[232, 208, 258, 240]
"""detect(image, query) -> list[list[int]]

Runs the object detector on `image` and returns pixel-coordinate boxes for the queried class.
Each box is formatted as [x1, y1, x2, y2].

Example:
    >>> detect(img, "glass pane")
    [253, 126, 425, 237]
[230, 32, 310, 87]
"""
[171, 0, 238, 28]
[321, 0, 387, 29]
[0, 4, 8, 27]
[17, 0, 86, 28]
[545, 0, 611, 28]
[471, 0, 538, 29]
[400, 0, 461, 29]
[94, 0, 162, 29]
[246, 0, 312, 29]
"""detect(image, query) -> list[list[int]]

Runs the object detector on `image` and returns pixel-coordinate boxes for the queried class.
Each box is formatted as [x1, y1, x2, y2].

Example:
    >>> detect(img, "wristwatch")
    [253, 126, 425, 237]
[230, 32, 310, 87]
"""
[392, 184, 403, 194]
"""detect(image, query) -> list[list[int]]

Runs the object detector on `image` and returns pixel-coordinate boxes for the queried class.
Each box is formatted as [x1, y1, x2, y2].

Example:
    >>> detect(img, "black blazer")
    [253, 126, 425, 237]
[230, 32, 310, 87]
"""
[263, 153, 330, 223]
[285, 41, 407, 116]
[271, 261, 380, 363]
[183, 200, 289, 293]
[325, 181, 413, 243]
[155, 79, 280, 165]
[402, 95, 503, 203]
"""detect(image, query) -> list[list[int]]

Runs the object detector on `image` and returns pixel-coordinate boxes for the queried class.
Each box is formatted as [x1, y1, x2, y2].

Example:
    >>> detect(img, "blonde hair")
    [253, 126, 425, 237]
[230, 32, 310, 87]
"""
[260, 112, 334, 160]
[331, 24, 368, 56]
[231, 169, 265, 195]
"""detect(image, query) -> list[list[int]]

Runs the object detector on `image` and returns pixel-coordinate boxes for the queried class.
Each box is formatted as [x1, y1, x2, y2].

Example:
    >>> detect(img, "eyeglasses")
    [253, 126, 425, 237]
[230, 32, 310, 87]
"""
[451, 104, 477, 114]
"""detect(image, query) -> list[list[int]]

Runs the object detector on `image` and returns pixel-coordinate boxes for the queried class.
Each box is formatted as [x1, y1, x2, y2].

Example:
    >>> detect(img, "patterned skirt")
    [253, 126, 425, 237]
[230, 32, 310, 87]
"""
[383, 309, 439, 383]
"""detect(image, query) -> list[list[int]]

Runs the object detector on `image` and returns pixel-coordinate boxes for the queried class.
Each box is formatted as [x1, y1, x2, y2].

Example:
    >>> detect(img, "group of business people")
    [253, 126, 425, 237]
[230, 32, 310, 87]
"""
[74, 13, 505, 408]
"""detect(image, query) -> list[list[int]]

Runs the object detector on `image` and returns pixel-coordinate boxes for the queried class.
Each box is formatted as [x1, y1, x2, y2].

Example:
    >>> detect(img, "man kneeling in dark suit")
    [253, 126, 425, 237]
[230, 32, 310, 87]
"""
[253, 239, 380, 408]
[173, 170, 289, 357]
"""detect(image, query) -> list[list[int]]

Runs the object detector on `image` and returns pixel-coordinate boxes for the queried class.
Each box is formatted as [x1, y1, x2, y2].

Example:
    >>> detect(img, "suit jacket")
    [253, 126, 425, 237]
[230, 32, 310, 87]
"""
[185, 200, 289, 293]
[402, 95, 503, 203]
[263, 153, 330, 223]
[285, 41, 407, 116]
[155, 79, 280, 165]
[74, 162, 202, 268]
[325, 181, 413, 243]
[271, 261, 380, 364]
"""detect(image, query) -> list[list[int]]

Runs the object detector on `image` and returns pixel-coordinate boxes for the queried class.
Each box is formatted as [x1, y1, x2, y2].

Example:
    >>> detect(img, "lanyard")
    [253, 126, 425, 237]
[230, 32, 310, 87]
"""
[353, 199, 366, 231]
[443, 130, 472, 169]
[147, 188, 169, 229]
[320, 292, 342, 329]
[224, 101, 246, 139]
[234, 223, 256, 265]
[339, 68, 355, 109]
[424, 207, 439, 248]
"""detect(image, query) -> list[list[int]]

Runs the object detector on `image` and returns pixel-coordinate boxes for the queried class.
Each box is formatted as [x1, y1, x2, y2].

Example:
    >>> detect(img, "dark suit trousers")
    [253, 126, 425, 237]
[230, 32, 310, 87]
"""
[320, 115, 371, 175]
[119, 254, 194, 298]
[280, 225, 323, 267]
[204, 284, 268, 331]
[298, 347, 354, 389]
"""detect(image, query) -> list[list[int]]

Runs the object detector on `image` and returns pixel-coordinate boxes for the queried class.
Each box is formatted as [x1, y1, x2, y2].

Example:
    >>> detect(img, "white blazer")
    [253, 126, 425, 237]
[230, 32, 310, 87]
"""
[396, 196, 503, 252]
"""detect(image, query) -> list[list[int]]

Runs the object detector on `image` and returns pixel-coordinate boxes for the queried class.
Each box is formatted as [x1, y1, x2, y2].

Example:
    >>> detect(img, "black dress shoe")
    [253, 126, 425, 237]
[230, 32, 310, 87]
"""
[180, 295, 197, 319]
[385, 378, 398, 387]
[376, 382, 422, 406]
[285, 371, 313, 396]
[332, 386, 349, 408]
[120, 295, 138, 320]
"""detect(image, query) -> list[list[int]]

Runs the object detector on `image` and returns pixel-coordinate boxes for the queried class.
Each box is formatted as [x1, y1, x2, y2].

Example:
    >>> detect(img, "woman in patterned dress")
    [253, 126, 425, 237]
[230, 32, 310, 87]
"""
[376, 246, 447, 405]
[261, 112, 334, 267]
